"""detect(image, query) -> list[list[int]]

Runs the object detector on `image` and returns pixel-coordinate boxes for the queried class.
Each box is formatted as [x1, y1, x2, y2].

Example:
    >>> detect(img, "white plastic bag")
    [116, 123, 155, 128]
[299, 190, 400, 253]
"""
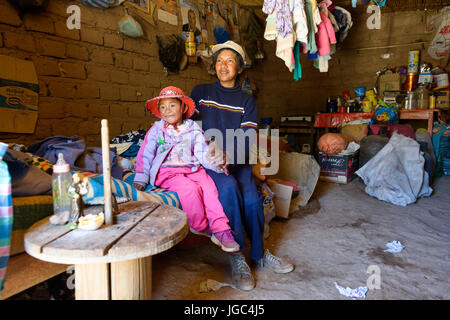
[356, 132, 433, 206]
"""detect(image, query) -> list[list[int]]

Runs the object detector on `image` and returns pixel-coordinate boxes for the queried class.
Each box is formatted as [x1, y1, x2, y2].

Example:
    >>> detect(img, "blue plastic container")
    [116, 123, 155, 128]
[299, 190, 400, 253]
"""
[355, 87, 366, 97]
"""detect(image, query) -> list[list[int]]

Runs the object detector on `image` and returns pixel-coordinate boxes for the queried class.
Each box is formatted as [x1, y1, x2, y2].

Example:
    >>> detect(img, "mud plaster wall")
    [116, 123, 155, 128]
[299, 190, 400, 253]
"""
[0, 1, 448, 146]
[0, 0, 221, 146]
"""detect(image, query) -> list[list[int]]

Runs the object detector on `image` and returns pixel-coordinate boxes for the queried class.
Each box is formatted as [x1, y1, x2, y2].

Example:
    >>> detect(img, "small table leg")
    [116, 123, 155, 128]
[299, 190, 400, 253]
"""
[111, 257, 152, 300]
[75, 263, 110, 300]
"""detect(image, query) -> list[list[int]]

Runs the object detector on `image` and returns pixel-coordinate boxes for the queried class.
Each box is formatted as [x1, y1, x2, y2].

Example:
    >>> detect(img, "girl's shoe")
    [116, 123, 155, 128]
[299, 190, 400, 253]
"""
[190, 226, 212, 238]
[211, 230, 240, 253]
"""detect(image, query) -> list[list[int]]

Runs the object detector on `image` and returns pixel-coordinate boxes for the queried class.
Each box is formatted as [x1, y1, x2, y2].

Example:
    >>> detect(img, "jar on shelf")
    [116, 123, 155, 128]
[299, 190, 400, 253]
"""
[414, 84, 429, 110]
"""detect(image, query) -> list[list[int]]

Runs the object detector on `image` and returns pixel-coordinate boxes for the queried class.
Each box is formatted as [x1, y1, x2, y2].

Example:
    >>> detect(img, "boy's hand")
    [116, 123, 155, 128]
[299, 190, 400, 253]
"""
[133, 182, 146, 191]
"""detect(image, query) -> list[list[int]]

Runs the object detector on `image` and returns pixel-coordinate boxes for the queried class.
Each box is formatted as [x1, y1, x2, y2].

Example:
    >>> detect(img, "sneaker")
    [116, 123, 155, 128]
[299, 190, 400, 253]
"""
[257, 249, 294, 274]
[211, 230, 240, 253]
[229, 254, 255, 291]
[190, 226, 212, 238]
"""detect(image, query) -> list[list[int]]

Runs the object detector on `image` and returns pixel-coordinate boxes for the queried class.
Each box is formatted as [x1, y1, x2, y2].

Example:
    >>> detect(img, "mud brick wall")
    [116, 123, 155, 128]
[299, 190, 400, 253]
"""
[0, 0, 216, 146]
[0, 1, 448, 146]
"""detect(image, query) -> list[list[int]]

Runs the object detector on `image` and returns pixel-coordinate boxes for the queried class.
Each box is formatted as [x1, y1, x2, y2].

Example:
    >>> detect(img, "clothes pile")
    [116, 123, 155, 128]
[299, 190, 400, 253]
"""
[262, 0, 352, 79]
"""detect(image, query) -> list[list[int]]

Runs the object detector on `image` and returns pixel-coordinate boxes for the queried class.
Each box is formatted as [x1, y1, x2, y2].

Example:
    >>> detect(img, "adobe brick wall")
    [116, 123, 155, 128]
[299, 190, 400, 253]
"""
[0, 1, 448, 147]
[0, 0, 215, 146]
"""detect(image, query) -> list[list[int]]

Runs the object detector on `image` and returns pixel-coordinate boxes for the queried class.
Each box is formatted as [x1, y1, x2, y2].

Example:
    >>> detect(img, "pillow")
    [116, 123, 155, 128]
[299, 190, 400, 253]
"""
[5, 150, 52, 197]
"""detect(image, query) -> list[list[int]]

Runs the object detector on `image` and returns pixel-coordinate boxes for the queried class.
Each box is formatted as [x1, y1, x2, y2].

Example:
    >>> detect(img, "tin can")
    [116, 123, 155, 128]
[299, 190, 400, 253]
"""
[436, 73, 449, 87]
[429, 94, 436, 109]
[185, 41, 196, 56]
[339, 105, 346, 113]
[407, 50, 420, 74]
[406, 73, 419, 91]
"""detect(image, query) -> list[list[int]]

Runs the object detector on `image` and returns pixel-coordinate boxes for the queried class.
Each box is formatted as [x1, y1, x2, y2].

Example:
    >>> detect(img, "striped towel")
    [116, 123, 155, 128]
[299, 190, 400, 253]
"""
[0, 143, 13, 292]
[78, 171, 181, 209]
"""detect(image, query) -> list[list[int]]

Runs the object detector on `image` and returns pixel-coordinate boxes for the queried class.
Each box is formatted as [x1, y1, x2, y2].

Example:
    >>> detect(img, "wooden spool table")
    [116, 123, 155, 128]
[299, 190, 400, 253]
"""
[24, 201, 188, 300]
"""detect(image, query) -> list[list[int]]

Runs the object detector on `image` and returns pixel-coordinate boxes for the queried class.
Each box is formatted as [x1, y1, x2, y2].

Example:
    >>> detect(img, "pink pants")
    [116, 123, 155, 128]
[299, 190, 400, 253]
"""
[155, 166, 230, 234]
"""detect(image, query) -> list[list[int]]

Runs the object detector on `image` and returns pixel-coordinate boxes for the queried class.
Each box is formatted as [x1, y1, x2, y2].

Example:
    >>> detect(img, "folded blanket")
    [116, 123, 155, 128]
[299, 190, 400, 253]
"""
[78, 171, 181, 208]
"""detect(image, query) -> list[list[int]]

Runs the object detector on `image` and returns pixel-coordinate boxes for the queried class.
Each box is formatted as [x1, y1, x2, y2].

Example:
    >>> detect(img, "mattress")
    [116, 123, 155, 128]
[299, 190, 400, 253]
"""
[11, 195, 53, 256]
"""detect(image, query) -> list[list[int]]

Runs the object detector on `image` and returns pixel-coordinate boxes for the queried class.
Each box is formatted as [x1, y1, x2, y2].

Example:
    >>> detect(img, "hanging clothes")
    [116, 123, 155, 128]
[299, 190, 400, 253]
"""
[314, 54, 331, 72]
[264, 12, 278, 41]
[263, 0, 293, 39]
[290, 0, 308, 44]
[304, 0, 318, 54]
[276, 33, 296, 72]
[293, 41, 302, 81]
[315, 6, 336, 56]
[329, 5, 353, 43]
[328, 10, 340, 32]
[336, 6, 353, 43]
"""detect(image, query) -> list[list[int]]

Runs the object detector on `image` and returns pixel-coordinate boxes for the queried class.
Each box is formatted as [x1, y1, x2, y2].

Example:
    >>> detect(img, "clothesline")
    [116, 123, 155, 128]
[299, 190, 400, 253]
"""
[263, 0, 353, 80]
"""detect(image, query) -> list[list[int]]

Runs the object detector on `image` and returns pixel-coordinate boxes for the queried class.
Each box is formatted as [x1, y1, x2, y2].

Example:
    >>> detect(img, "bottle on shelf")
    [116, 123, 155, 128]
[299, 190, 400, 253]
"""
[414, 83, 429, 110]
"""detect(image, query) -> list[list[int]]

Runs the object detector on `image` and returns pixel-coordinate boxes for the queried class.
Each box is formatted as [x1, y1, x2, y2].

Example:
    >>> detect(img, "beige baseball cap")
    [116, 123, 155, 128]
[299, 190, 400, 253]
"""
[211, 40, 247, 64]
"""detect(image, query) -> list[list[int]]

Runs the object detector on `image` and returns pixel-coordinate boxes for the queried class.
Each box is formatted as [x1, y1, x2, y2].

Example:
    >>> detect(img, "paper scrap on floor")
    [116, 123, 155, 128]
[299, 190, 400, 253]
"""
[199, 279, 237, 293]
[384, 240, 405, 253]
[334, 282, 368, 299]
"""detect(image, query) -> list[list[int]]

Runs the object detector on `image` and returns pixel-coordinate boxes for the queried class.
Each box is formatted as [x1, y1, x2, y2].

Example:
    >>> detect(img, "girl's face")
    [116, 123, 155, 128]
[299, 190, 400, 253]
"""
[215, 49, 242, 88]
[158, 98, 186, 126]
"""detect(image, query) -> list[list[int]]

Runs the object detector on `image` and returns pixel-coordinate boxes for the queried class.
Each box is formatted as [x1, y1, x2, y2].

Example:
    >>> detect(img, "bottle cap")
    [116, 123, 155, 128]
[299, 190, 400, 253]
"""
[53, 153, 70, 173]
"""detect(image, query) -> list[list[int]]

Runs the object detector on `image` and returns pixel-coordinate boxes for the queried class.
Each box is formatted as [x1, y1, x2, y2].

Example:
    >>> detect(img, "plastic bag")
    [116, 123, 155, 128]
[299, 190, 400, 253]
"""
[372, 101, 399, 124]
[118, 15, 144, 38]
[432, 121, 450, 177]
[359, 135, 389, 168]
[156, 34, 185, 73]
[356, 132, 433, 206]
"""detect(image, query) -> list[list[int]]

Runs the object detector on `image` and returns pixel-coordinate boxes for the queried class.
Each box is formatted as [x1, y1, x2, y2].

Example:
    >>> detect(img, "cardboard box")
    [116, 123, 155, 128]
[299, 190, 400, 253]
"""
[267, 179, 293, 219]
[0, 55, 39, 133]
[378, 73, 401, 98]
[318, 151, 359, 184]
[436, 90, 449, 110]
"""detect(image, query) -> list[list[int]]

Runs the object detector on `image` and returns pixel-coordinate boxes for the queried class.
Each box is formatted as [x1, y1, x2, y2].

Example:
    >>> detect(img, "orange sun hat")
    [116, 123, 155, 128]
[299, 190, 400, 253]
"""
[145, 86, 196, 119]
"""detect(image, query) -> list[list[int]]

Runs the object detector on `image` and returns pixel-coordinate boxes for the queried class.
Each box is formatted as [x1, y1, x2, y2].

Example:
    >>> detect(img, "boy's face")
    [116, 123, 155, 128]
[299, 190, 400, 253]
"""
[215, 49, 242, 88]
[159, 98, 186, 125]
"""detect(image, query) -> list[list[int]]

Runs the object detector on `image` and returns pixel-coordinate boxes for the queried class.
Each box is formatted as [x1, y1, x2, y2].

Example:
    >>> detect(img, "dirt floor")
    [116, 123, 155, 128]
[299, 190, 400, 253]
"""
[8, 176, 450, 300]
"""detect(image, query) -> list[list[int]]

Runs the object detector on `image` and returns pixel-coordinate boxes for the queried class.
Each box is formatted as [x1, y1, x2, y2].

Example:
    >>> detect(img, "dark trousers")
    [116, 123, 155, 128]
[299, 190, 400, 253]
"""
[206, 165, 265, 261]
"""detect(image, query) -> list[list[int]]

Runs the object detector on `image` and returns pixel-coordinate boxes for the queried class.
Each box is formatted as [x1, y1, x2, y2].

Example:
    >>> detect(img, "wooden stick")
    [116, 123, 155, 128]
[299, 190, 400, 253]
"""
[101, 119, 113, 226]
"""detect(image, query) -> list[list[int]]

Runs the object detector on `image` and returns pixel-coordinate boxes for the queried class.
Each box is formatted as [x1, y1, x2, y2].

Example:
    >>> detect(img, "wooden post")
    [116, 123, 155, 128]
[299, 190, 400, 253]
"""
[101, 119, 113, 226]
[110, 257, 152, 300]
[75, 263, 110, 300]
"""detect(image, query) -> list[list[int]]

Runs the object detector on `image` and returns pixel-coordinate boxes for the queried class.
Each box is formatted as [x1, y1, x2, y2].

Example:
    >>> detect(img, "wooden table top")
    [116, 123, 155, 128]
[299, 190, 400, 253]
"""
[24, 201, 188, 265]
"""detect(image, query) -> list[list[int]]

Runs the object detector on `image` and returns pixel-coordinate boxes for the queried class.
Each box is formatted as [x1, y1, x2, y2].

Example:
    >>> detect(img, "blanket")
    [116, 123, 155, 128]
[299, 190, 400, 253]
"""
[78, 171, 181, 208]
[0, 143, 12, 292]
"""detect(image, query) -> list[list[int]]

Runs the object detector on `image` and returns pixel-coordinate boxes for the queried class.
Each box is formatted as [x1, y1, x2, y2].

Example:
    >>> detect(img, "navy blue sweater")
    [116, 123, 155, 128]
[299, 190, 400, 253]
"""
[190, 81, 258, 165]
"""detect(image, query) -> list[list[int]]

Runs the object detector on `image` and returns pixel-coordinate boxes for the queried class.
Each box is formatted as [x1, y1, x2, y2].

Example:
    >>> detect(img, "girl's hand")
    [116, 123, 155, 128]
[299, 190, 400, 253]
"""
[218, 163, 229, 175]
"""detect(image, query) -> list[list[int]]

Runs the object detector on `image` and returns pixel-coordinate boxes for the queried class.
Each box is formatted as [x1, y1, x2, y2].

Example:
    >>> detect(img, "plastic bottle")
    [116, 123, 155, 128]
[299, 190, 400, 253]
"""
[362, 96, 373, 113]
[52, 153, 72, 220]
[414, 83, 429, 110]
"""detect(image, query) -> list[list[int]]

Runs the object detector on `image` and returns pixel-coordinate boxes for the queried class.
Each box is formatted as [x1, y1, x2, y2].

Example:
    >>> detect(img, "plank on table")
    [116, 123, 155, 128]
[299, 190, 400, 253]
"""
[40, 202, 160, 259]
[24, 217, 74, 256]
[107, 205, 188, 258]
